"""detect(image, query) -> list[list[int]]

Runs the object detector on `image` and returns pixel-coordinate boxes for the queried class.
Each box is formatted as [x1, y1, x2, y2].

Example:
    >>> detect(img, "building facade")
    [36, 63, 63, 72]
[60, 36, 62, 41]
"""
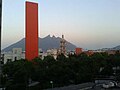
[2, 48, 25, 64]
[75, 48, 83, 55]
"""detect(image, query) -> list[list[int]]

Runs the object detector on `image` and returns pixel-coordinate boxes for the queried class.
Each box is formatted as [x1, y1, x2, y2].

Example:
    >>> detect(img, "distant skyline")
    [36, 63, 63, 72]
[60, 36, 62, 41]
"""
[1, 0, 120, 50]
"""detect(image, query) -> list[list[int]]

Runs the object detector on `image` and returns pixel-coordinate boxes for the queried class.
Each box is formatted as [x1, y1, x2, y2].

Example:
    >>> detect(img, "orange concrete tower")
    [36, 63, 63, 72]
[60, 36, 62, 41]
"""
[25, 1, 38, 60]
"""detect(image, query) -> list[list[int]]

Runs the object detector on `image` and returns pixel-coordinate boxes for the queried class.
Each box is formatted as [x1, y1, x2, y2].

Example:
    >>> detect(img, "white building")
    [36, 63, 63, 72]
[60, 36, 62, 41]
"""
[2, 48, 60, 64]
[47, 49, 58, 59]
[2, 48, 25, 64]
[38, 48, 47, 60]
[2, 48, 49, 64]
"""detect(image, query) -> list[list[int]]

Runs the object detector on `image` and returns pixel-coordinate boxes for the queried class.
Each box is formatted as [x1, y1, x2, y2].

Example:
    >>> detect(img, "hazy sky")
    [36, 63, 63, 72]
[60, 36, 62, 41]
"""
[2, 0, 120, 50]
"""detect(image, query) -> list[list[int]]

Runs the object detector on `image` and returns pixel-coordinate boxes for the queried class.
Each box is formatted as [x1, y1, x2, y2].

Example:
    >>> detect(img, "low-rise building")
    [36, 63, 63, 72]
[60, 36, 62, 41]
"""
[2, 48, 24, 64]
[2, 48, 58, 64]
[75, 48, 83, 55]
[47, 49, 58, 59]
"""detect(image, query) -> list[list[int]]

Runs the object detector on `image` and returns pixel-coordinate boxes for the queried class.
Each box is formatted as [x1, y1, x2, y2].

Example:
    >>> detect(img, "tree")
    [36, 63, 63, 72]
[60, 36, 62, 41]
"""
[2, 59, 35, 89]
[57, 54, 67, 61]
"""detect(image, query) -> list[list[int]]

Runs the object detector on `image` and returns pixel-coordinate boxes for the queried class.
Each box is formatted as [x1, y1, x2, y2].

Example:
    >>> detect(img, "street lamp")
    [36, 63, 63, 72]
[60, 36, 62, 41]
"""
[50, 81, 53, 89]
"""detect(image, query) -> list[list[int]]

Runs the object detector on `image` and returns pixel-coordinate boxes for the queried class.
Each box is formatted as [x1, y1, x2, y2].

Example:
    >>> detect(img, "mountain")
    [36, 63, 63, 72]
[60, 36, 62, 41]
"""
[96, 45, 120, 51]
[112, 45, 120, 50]
[2, 35, 76, 52]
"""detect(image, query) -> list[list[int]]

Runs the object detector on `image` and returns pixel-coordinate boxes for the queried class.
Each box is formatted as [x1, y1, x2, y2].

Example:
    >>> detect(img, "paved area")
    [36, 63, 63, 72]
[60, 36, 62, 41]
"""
[46, 82, 120, 90]
[45, 82, 94, 90]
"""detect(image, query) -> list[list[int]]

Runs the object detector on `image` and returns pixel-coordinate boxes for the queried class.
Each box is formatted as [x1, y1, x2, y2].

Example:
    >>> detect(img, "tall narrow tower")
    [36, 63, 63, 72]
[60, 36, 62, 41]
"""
[25, 1, 38, 60]
[60, 35, 66, 55]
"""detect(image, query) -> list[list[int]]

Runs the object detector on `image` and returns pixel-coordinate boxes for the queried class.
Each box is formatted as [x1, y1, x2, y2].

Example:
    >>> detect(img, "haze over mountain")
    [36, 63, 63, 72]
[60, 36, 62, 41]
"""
[2, 35, 76, 52]
[96, 45, 120, 51]
[112, 45, 120, 50]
